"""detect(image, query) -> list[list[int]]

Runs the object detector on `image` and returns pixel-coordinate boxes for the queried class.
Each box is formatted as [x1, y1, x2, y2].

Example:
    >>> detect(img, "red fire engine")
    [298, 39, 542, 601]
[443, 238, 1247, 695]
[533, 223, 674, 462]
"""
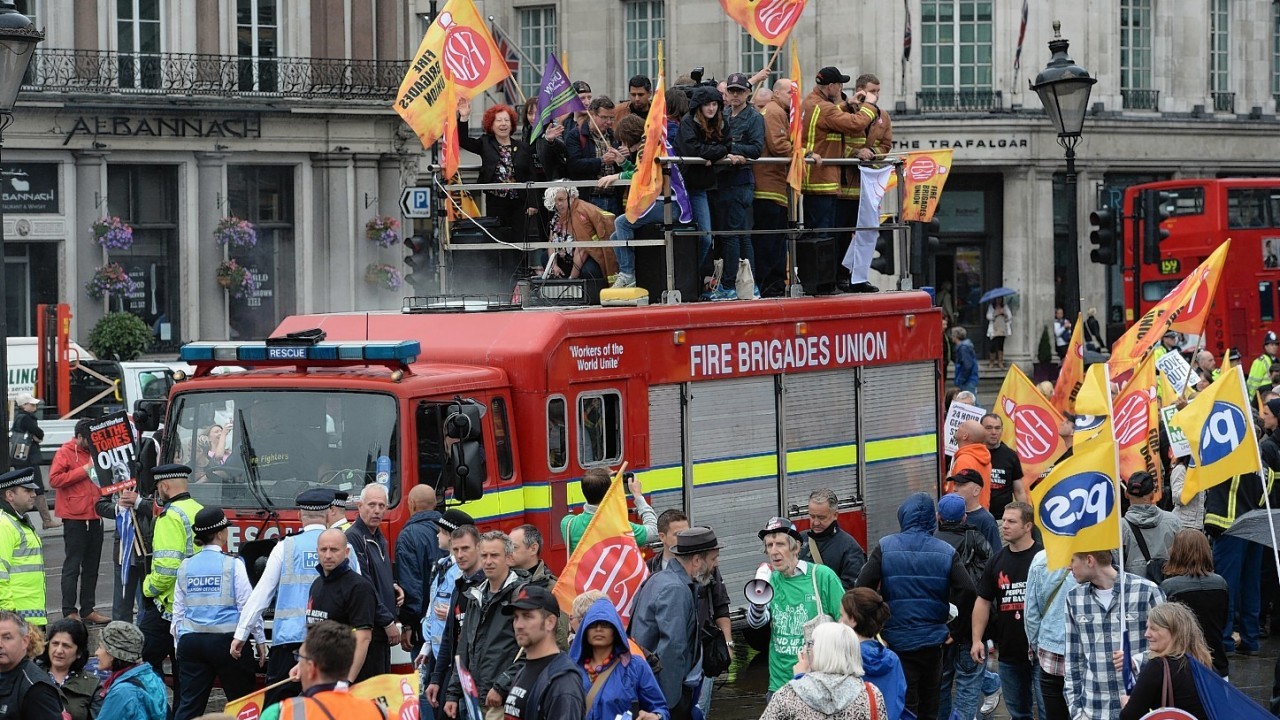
[157, 293, 943, 623]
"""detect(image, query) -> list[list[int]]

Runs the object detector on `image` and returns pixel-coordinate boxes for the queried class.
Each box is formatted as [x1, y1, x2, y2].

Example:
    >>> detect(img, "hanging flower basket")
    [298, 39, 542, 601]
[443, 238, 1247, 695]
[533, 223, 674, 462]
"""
[214, 216, 258, 248]
[91, 216, 134, 251]
[216, 259, 259, 299]
[364, 263, 403, 291]
[85, 262, 139, 300]
[365, 216, 402, 248]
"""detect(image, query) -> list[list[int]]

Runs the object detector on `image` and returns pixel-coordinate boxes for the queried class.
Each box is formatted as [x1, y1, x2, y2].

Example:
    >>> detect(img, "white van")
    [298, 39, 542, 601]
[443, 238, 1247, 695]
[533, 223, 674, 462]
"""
[6, 336, 94, 401]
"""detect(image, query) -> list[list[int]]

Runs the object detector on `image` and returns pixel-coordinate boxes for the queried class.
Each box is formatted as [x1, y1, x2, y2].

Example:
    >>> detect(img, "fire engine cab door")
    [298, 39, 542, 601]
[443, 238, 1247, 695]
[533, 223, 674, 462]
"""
[687, 376, 780, 604]
[859, 362, 940, 548]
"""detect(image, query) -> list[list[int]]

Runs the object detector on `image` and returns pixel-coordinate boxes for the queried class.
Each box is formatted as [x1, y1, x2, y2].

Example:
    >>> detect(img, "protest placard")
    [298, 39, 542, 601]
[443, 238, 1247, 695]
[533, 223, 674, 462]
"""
[943, 402, 986, 456]
[1155, 350, 1201, 395]
[1159, 404, 1192, 458]
[87, 411, 138, 493]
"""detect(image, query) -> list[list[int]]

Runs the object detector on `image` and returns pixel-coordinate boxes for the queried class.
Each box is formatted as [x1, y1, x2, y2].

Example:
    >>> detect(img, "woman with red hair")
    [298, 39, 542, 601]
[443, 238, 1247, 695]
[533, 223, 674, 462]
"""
[456, 98, 539, 246]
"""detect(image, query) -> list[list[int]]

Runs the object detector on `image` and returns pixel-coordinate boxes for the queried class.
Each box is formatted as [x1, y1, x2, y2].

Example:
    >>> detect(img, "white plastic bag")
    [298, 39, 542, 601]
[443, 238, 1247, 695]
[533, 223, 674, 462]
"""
[736, 259, 755, 299]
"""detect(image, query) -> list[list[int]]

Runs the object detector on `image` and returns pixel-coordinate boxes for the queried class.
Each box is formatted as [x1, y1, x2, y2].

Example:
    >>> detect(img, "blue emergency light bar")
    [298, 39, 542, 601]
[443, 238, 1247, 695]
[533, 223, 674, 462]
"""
[179, 340, 420, 366]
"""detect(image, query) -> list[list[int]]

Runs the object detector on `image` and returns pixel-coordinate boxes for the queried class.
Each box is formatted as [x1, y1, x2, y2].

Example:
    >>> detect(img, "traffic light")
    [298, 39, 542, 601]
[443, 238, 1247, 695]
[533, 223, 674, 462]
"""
[909, 219, 941, 276]
[404, 234, 432, 290]
[870, 220, 896, 275]
[1088, 207, 1118, 265]
[1142, 190, 1174, 264]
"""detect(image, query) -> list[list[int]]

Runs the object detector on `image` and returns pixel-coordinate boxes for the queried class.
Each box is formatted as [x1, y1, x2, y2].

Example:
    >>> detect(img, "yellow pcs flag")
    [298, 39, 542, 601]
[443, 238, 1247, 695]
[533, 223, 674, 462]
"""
[1171, 365, 1264, 505]
[1051, 314, 1086, 414]
[395, 0, 511, 152]
[995, 365, 1068, 482]
[1114, 353, 1162, 486]
[625, 46, 666, 223]
[899, 150, 954, 222]
[552, 469, 650, 623]
[1031, 418, 1123, 569]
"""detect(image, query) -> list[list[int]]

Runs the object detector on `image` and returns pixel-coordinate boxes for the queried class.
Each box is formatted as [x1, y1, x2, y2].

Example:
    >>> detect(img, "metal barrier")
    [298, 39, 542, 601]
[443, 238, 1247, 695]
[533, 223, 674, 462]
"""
[431, 155, 911, 303]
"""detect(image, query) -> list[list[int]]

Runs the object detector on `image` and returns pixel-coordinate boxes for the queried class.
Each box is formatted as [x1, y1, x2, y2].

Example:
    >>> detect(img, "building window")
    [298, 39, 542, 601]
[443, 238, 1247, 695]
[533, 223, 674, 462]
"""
[1120, 0, 1155, 109]
[740, 29, 776, 88]
[624, 0, 664, 84]
[1209, 0, 1231, 111]
[1272, 2, 1279, 103]
[237, 0, 278, 93]
[106, 164, 181, 351]
[518, 6, 556, 101]
[227, 166, 295, 340]
[117, 0, 163, 90]
[919, 1, 995, 111]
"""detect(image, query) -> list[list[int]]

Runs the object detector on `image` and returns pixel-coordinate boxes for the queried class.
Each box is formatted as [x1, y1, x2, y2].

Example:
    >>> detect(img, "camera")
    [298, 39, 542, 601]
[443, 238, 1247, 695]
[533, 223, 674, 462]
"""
[690, 67, 705, 84]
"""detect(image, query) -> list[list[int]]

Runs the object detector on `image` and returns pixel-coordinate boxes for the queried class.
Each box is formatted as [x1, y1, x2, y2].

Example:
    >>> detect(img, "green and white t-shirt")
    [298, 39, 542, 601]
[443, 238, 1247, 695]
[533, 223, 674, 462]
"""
[764, 560, 845, 692]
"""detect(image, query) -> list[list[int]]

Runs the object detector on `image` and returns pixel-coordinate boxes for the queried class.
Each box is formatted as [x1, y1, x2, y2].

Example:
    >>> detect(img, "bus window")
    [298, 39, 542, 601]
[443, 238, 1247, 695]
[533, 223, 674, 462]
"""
[491, 397, 513, 480]
[1143, 280, 1180, 302]
[547, 397, 567, 472]
[1228, 189, 1270, 229]
[577, 392, 622, 467]
[1165, 187, 1204, 216]
[1262, 282, 1275, 323]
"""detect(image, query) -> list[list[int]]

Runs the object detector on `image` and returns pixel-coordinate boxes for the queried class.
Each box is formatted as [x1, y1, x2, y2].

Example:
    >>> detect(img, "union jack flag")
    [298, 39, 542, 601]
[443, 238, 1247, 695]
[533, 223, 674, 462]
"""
[1014, 0, 1029, 72]
[491, 21, 522, 107]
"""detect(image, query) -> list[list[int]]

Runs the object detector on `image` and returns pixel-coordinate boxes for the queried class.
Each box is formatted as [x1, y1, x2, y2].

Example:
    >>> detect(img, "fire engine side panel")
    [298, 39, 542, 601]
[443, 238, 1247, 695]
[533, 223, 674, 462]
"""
[645, 385, 685, 518]
[686, 376, 780, 605]
[782, 370, 860, 516]
[858, 362, 941, 548]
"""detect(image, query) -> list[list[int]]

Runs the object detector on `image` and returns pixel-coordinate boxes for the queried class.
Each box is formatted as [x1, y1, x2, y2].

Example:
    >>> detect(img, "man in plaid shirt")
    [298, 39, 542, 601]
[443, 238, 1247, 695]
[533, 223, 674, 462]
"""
[1064, 549, 1164, 720]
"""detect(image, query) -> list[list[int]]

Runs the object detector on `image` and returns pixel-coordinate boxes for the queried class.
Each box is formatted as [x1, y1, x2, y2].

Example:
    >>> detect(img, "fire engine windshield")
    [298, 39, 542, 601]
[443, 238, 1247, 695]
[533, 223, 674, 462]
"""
[164, 390, 400, 509]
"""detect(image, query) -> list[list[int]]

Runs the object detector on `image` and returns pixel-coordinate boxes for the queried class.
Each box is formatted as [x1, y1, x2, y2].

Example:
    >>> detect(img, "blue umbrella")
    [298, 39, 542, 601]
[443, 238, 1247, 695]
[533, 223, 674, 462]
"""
[979, 287, 1018, 304]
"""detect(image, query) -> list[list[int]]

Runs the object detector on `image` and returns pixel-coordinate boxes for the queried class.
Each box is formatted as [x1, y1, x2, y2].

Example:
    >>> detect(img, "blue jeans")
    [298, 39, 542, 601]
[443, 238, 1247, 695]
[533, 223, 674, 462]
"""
[687, 189, 714, 276]
[998, 660, 1035, 720]
[584, 193, 622, 216]
[753, 199, 788, 296]
[712, 184, 755, 288]
[803, 194, 836, 231]
[1214, 534, 1264, 650]
[939, 643, 983, 720]
[611, 203, 665, 276]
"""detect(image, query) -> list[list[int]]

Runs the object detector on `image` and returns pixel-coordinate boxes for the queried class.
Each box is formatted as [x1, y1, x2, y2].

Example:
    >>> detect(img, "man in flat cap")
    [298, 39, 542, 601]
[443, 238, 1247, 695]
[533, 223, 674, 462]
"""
[234, 487, 356, 705]
[0, 468, 47, 627]
[141, 463, 203, 703]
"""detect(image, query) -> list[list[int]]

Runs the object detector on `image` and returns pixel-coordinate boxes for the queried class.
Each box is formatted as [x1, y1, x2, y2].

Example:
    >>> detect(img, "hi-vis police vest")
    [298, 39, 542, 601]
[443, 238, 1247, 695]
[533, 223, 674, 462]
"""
[0, 508, 45, 625]
[145, 496, 204, 614]
[275, 528, 323, 646]
[177, 548, 242, 638]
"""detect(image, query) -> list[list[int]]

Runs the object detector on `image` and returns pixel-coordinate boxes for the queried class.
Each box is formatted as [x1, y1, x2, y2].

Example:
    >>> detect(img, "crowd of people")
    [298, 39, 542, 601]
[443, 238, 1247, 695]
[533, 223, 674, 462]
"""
[453, 63, 894, 300]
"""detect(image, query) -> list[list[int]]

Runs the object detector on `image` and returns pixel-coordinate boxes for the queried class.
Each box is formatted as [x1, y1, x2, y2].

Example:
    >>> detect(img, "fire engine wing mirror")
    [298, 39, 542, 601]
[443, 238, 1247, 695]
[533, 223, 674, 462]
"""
[238, 538, 280, 587]
[445, 439, 487, 503]
[133, 398, 167, 433]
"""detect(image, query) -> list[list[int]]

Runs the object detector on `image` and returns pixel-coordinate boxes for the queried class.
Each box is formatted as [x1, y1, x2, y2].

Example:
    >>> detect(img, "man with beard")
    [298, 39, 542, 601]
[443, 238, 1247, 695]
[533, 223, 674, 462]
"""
[630, 527, 723, 720]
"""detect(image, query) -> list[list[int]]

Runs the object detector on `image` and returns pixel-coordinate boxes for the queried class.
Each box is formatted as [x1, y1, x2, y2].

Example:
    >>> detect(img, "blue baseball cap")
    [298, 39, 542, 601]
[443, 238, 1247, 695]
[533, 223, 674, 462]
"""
[938, 494, 967, 523]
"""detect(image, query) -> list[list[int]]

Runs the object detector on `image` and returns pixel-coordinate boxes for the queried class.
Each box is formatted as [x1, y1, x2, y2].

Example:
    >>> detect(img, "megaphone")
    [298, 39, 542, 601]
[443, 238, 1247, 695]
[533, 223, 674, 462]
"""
[744, 562, 774, 605]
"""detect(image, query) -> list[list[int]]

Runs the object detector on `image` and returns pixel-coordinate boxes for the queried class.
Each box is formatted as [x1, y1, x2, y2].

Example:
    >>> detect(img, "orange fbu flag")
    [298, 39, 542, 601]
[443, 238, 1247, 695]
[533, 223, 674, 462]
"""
[786, 40, 805, 193]
[625, 44, 666, 223]
[441, 78, 461, 181]
[552, 469, 650, 623]
[720, 0, 808, 45]
[1051, 313, 1086, 414]
[226, 674, 419, 719]
[395, 0, 511, 152]
[1109, 240, 1231, 379]
[1114, 352, 1162, 485]
[898, 150, 954, 222]
[996, 365, 1069, 483]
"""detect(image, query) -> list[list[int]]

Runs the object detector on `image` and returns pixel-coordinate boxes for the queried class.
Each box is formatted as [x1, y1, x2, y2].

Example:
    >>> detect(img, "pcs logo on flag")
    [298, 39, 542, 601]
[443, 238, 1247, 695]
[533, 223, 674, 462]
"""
[1193, 401, 1248, 466]
[1039, 471, 1116, 536]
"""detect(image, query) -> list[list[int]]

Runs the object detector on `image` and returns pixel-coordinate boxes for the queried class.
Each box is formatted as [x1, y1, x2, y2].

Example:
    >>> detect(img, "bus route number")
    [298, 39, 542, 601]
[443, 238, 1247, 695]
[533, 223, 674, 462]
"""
[1159, 258, 1181, 275]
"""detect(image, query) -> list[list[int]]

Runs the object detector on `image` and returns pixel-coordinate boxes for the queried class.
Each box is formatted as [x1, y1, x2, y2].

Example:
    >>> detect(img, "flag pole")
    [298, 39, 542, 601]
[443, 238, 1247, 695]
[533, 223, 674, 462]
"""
[1104, 363, 1129, 655]
[1237, 365, 1280, 579]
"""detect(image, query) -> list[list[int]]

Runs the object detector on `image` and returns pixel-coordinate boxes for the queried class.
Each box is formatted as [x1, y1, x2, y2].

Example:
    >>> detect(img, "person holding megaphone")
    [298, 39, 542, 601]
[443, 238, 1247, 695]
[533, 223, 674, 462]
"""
[744, 517, 845, 701]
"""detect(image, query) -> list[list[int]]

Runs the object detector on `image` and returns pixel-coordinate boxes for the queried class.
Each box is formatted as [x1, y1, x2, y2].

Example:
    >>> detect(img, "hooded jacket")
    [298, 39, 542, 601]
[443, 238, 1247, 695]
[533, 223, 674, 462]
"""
[446, 570, 525, 703]
[675, 86, 731, 192]
[800, 521, 867, 589]
[953, 337, 979, 389]
[860, 639, 907, 720]
[948, 443, 993, 509]
[760, 672, 885, 720]
[394, 508, 443, 626]
[1120, 503, 1182, 576]
[97, 662, 168, 720]
[855, 493, 975, 652]
[569, 599, 669, 720]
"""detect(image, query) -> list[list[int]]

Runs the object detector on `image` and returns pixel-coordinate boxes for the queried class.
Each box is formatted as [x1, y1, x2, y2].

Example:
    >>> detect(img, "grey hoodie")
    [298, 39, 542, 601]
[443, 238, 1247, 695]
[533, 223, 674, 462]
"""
[1121, 503, 1182, 576]
[791, 672, 868, 714]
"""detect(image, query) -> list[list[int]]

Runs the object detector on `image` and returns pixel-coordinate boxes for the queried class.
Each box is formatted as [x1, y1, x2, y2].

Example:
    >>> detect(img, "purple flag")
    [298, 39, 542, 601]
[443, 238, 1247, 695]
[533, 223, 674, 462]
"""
[664, 138, 693, 223]
[530, 53, 585, 142]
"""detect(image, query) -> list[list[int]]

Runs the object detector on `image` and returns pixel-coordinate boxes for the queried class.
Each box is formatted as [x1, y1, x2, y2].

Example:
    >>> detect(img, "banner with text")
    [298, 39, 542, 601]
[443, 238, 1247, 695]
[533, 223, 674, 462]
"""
[899, 149, 953, 222]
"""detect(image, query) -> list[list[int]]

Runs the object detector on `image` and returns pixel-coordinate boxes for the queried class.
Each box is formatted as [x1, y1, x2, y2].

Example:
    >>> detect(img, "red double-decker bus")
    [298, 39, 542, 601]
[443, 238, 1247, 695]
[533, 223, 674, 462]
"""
[1120, 177, 1280, 360]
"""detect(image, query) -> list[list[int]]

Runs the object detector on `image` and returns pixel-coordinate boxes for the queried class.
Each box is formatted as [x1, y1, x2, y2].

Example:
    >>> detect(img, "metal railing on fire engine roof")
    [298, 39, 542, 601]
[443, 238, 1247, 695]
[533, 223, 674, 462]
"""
[431, 155, 909, 303]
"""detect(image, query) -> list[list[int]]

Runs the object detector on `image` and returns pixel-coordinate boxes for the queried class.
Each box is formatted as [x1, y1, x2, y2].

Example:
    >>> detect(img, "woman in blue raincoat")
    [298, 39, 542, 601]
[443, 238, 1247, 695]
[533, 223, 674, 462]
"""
[569, 598, 669, 720]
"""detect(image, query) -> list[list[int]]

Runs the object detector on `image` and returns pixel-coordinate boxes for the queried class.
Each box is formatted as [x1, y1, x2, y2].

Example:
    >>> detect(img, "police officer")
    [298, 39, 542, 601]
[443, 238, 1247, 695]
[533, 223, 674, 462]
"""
[141, 463, 203, 712]
[1249, 331, 1280, 399]
[0, 468, 46, 627]
[234, 488, 351, 706]
[171, 507, 262, 720]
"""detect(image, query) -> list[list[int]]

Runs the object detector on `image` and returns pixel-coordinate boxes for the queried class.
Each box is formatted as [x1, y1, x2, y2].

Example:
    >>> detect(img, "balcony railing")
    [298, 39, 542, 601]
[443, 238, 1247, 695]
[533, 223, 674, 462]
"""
[1211, 91, 1235, 114]
[915, 89, 1003, 113]
[21, 49, 405, 100]
[1121, 88, 1160, 110]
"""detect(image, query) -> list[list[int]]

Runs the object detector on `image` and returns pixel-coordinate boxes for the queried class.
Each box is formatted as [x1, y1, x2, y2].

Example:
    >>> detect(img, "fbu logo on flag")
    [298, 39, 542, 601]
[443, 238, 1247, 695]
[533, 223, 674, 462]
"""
[1197, 402, 1247, 465]
[1039, 471, 1115, 535]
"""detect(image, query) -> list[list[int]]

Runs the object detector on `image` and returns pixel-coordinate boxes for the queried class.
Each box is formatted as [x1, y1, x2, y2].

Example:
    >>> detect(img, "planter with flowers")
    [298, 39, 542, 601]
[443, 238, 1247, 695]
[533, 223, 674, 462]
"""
[85, 262, 139, 300]
[365, 216, 401, 248]
[216, 259, 259, 299]
[364, 263, 403, 291]
[214, 216, 257, 249]
[92, 216, 134, 251]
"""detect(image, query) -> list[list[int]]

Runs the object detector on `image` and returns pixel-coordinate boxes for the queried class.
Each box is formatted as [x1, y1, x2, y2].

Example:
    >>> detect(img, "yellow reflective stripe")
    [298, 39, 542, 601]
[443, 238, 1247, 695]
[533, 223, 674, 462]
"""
[805, 183, 839, 191]
[865, 434, 938, 462]
[754, 190, 788, 205]
[692, 453, 779, 487]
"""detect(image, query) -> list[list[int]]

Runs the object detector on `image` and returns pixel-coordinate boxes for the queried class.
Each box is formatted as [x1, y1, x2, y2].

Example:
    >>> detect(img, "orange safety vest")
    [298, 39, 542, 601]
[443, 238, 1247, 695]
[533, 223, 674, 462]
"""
[276, 690, 387, 720]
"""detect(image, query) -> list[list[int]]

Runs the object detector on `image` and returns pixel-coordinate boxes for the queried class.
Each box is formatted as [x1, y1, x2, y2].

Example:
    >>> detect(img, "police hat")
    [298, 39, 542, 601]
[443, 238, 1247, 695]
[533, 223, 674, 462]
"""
[193, 507, 230, 534]
[1266, 331, 1279, 346]
[152, 464, 192, 483]
[297, 488, 340, 512]
[0, 467, 39, 491]
[330, 491, 350, 508]
[435, 508, 475, 534]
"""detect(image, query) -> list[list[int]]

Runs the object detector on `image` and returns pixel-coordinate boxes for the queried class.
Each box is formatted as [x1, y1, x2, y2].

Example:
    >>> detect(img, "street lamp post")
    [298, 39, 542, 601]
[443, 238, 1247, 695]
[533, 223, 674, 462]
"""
[0, 1, 44, 473]
[1032, 20, 1095, 320]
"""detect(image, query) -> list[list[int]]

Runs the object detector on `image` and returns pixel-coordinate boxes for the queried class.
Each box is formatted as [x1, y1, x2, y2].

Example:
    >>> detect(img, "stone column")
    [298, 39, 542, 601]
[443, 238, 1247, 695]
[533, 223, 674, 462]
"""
[72, 150, 108, 341]
[312, 152, 354, 311]
[353, 153, 383, 309]
[1002, 165, 1054, 366]
[196, 152, 229, 340]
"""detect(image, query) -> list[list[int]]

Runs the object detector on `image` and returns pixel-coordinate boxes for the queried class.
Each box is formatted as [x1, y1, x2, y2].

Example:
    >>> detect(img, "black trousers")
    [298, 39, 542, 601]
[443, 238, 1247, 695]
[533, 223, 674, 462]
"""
[61, 518, 103, 616]
[1039, 668, 1070, 720]
[139, 596, 180, 720]
[174, 632, 257, 720]
[266, 642, 303, 707]
[356, 635, 390, 683]
[897, 644, 944, 720]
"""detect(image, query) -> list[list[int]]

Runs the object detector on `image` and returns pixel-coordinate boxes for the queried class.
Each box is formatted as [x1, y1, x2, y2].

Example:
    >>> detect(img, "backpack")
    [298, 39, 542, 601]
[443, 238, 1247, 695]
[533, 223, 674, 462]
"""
[954, 527, 992, 589]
